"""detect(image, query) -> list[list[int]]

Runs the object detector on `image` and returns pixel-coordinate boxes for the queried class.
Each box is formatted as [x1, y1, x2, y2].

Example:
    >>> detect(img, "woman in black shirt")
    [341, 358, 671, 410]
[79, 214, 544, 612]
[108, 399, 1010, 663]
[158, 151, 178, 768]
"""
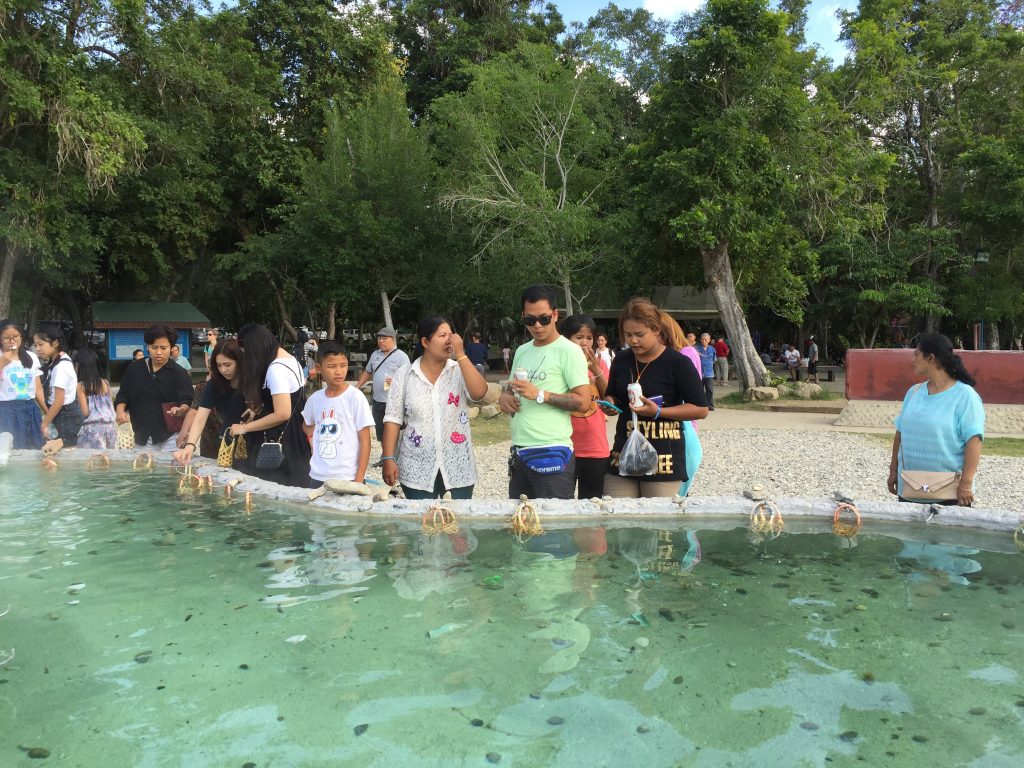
[601, 298, 708, 498]
[231, 323, 311, 487]
[114, 325, 194, 450]
[174, 339, 246, 466]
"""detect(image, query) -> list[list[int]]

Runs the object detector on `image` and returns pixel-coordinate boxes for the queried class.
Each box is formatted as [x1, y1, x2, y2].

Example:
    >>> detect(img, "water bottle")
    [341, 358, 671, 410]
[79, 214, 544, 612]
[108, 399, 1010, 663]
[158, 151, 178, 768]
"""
[0, 432, 12, 467]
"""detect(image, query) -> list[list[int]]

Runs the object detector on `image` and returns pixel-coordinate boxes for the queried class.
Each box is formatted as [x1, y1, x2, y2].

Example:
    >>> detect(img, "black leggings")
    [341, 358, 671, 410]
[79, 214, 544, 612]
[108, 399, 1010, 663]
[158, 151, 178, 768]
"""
[575, 456, 609, 499]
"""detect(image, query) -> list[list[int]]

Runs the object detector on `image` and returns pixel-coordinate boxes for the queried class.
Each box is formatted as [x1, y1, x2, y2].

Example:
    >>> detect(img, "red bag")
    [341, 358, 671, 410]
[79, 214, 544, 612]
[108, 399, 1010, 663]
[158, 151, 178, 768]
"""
[162, 403, 185, 434]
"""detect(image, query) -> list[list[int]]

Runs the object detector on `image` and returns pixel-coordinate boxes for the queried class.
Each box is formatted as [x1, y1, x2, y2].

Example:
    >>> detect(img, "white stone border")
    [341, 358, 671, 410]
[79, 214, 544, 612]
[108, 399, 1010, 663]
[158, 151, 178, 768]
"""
[6, 448, 1023, 541]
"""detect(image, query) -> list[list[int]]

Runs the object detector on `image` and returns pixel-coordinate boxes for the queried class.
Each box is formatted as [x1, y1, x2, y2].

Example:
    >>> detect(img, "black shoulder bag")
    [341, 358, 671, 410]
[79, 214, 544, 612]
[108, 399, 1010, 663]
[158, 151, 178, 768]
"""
[254, 363, 305, 470]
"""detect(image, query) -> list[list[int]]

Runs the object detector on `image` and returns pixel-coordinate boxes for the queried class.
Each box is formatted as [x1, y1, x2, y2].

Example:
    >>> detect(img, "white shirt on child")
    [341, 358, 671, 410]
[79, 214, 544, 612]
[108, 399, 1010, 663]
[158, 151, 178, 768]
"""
[302, 386, 374, 482]
[46, 353, 78, 405]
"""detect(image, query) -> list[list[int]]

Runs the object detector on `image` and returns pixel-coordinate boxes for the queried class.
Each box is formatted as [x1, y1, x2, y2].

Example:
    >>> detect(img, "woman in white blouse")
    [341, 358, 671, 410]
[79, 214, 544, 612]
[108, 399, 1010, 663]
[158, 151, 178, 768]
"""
[381, 317, 488, 499]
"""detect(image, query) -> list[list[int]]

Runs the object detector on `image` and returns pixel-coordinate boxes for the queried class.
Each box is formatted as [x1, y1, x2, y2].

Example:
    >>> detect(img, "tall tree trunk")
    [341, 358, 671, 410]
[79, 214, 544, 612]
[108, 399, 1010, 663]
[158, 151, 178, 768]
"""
[561, 276, 574, 316]
[867, 324, 880, 349]
[272, 285, 298, 343]
[326, 301, 336, 341]
[380, 288, 393, 328]
[700, 242, 768, 392]
[0, 241, 20, 319]
[61, 290, 85, 349]
[26, 282, 43, 331]
[987, 321, 1000, 350]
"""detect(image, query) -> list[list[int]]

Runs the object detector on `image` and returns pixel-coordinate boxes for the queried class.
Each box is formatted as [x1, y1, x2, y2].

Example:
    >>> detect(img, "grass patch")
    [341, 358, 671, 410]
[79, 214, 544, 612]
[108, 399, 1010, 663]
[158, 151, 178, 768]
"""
[858, 432, 1024, 458]
[716, 388, 844, 411]
[471, 412, 513, 446]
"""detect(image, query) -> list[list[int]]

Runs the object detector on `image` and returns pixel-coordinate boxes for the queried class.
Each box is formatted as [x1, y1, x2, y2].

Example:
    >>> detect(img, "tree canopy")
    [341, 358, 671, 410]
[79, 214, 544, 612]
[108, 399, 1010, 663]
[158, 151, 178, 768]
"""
[3, 0, 1023, 358]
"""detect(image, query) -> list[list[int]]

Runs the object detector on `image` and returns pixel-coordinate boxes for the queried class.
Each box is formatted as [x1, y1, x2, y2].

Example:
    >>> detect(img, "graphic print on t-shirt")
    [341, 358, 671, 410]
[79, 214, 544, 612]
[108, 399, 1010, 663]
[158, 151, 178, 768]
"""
[317, 409, 341, 459]
[3, 365, 36, 399]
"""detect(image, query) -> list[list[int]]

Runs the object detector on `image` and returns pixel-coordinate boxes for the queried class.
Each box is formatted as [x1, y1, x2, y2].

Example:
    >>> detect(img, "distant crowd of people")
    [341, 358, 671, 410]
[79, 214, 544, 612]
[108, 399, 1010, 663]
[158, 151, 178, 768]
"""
[0, 297, 983, 507]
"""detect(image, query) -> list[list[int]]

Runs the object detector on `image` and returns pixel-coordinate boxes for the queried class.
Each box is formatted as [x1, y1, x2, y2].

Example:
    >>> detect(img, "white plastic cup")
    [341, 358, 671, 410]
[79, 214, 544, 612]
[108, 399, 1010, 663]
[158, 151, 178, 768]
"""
[627, 382, 643, 408]
[513, 368, 528, 400]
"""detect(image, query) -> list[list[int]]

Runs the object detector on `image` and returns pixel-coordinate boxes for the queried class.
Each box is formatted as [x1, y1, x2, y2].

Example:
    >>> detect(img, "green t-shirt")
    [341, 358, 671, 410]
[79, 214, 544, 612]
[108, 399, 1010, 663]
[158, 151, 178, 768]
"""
[509, 335, 589, 448]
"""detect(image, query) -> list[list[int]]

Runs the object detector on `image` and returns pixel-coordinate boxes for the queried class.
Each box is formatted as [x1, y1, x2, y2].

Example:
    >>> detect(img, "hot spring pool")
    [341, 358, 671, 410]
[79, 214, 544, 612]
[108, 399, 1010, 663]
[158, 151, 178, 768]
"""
[1, 465, 1022, 767]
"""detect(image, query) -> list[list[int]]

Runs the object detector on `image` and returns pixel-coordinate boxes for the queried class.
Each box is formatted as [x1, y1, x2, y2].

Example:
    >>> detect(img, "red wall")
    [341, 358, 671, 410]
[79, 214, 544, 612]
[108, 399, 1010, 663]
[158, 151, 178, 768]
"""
[845, 349, 1024, 404]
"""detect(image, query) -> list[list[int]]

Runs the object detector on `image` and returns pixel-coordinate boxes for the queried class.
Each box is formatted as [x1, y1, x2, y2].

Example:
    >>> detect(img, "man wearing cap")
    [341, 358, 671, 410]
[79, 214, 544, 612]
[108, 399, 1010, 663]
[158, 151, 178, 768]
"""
[806, 335, 820, 384]
[356, 327, 410, 446]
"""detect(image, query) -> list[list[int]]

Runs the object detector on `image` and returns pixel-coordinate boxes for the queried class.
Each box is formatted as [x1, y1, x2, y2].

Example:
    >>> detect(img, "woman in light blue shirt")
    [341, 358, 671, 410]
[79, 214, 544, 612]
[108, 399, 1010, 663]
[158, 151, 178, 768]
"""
[887, 334, 984, 507]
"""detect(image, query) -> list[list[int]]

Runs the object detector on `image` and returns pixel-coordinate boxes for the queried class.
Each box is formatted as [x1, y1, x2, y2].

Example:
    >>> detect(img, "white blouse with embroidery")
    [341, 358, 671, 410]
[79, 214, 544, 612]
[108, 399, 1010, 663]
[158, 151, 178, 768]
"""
[383, 358, 478, 492]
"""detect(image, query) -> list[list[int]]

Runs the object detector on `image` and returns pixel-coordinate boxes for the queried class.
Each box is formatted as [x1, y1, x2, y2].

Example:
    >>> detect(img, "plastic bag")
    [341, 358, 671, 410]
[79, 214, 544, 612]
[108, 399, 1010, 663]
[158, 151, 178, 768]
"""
[618, 412, 658, 476]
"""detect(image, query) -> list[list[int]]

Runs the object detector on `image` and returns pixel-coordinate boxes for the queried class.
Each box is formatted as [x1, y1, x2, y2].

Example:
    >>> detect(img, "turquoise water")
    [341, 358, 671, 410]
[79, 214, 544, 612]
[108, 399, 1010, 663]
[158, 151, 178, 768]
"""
[1, 467, 1022, 767]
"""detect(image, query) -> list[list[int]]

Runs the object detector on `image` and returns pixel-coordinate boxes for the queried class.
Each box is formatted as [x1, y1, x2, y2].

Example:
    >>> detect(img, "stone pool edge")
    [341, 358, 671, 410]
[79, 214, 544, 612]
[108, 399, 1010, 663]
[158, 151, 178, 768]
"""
[5, 448, 1022, 535]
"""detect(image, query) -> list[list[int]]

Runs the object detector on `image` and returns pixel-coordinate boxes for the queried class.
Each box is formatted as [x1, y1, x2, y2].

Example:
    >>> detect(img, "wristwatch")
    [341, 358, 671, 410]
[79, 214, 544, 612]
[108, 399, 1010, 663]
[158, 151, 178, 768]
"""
[536, 390, 545, 404]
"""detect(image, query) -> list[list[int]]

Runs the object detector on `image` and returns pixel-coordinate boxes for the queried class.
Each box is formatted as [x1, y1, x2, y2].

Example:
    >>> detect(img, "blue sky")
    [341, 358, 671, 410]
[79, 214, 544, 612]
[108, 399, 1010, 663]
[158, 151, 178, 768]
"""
[555, 0, 858, 64]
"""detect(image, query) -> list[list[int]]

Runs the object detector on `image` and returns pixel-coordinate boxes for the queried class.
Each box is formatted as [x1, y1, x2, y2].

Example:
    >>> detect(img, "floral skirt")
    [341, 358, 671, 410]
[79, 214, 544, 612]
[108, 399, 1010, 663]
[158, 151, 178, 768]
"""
[77, 421, 118, 450]
[0, 399, 44, 450]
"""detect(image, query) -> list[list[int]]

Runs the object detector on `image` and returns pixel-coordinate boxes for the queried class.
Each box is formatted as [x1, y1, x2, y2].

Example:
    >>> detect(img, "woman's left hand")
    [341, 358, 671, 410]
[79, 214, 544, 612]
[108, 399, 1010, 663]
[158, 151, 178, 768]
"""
[957, 484, 974, 507]
[40, 420, 50, 439]
[229, 422, 247, 438]
[630, 395, 659, 418]
[382, 459, 398, 486]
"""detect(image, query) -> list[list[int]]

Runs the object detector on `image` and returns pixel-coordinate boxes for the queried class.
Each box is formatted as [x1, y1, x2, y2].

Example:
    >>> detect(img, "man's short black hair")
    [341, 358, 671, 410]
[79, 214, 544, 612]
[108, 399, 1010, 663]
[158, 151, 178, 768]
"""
[144, 324, 178, 346]
[521, 284, 558, 310]
[318, 341, 350, 360]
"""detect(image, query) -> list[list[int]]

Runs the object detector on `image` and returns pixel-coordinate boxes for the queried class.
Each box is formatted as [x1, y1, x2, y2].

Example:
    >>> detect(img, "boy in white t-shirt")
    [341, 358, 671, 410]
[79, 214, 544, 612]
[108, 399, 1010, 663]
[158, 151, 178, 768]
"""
[301, 342, 374, 484]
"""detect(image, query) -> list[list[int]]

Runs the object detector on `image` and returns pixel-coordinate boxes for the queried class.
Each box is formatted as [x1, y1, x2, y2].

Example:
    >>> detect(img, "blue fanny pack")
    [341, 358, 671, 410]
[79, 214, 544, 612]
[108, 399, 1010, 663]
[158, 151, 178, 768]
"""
[516, 445, 574, 475]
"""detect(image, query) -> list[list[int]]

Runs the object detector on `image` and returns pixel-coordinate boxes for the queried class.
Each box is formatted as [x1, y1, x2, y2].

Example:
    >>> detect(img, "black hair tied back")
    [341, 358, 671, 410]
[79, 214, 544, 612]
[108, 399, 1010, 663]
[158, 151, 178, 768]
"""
[917, 333, 976, 387]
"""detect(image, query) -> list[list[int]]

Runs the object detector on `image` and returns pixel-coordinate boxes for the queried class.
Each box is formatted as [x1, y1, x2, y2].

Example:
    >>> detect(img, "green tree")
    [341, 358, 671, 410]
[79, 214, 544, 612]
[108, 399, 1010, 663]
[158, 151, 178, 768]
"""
[228, 77, 436, 336]
[432, 41, 626, 314]
[564, 3, 669, 100]
[838, 0, 1004, 333]
[0, 0, 146, 322]
[631, 0, 822, 390]
[89, 6, 281, 311]
[391, 0, 565, 118]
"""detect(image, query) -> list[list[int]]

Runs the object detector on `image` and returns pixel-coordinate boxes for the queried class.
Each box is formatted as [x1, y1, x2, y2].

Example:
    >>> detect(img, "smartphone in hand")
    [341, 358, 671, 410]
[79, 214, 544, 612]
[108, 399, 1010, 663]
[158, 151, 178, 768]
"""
[595, 399, 623, 414]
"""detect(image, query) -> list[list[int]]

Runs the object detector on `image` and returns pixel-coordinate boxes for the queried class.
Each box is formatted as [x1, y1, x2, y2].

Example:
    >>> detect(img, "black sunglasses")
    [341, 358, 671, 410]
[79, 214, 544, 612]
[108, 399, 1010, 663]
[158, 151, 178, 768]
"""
[522, 314, 554, 327]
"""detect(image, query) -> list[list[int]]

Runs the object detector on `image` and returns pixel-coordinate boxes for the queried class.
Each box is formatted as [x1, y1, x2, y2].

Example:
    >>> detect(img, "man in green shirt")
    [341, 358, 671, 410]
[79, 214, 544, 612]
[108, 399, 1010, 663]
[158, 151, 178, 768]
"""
[499, 285, 591, 499]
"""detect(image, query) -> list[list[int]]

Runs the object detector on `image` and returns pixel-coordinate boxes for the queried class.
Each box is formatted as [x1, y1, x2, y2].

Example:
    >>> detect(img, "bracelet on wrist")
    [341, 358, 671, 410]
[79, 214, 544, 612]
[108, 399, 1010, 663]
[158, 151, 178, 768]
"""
[381, 456, 397, 462]
[456, 355, 468, 362]
[654, 404, 662, 420]
[184, 442, 197, 450]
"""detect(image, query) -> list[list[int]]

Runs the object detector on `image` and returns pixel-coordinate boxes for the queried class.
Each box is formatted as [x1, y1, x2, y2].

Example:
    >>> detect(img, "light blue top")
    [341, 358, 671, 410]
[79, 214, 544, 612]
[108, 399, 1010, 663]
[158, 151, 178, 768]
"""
[696, 344, 716, 378]
[894, 380, 984, 496]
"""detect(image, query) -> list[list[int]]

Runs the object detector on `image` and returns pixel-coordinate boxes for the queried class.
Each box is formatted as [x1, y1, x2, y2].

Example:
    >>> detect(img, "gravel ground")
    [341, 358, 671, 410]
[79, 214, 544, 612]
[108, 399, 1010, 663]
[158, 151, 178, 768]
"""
[370, 429, 1024, 511]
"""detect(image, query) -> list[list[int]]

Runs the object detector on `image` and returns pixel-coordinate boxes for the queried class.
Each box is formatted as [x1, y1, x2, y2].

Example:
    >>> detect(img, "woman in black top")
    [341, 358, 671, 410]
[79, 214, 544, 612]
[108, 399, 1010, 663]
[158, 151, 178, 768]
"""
[114, 324, 194, 450]
[600, 298, 708, 498]
[231, 323, 311, 487]
[174, 339, 246, 466]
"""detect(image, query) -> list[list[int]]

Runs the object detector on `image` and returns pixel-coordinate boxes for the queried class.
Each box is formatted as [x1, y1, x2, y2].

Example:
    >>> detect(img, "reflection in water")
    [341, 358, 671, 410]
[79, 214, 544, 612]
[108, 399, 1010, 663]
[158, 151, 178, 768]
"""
[388, 529, 478, 601]
[897, 540, 982, 585]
